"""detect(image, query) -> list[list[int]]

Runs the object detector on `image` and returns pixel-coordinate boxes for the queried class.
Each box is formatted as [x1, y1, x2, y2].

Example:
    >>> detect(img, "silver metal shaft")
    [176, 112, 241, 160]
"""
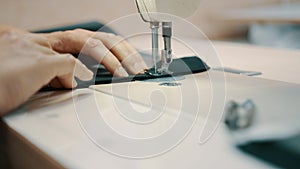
[159, 22, 173, 74]
[150, 22, 160, 74]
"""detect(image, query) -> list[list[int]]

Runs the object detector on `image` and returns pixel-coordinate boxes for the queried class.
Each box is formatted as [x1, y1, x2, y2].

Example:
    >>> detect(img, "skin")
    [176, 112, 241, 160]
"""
[0, 26, 148, 116]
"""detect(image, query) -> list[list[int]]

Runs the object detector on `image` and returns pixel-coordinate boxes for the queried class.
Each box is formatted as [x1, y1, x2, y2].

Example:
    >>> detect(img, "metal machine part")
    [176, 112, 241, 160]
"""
[158, 22, 173, 75]
[135, 0, 202, 22]
[225, 99, 256, 130]
[148, 21, 174, 75]
[150, 22, 160, 74]
[135, 0, 174, 75]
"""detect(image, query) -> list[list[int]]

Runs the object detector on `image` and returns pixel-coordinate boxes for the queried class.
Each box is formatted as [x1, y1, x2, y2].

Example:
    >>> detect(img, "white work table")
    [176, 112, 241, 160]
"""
[3, 38, 300, 169]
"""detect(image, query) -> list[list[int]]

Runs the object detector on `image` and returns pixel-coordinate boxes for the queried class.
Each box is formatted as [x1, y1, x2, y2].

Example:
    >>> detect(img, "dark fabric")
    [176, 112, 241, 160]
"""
[77, 56, 209, 87]
[238, 133, 300, 169]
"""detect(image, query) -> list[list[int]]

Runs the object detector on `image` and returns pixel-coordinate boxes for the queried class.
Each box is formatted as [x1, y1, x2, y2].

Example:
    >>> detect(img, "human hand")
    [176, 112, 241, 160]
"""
[0, 27, 93, 115]
[44, 29, 148, 77]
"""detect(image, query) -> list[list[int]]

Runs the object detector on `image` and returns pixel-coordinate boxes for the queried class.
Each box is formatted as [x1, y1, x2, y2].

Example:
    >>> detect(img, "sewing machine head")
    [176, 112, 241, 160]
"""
[135, 0, 201, 22]
[135, 0, 201, 75]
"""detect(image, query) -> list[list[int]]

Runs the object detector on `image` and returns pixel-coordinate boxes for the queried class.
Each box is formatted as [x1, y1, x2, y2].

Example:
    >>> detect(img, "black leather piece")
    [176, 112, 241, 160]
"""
[238, 133, 300, 169]
[77, 56, 209, 87]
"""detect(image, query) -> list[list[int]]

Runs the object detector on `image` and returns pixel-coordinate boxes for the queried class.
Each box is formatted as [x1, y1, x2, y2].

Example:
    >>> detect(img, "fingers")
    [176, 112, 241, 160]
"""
[29, 34, 93, 89]
[93, 32, 148, 74]
[74, 59, 94, 81]
[49, 53, 93, 88]
[30, 41, 56, 55]
[57, 73, 77, 89]
[83, 38, 128, 77]
[48, 78, 63, 88]
[45, 29, 148, 76]
[45, 29, 91, 54]
[113, 41, 148, 74]
[25, 33, 52, 49]
[23, 32, 93, 89]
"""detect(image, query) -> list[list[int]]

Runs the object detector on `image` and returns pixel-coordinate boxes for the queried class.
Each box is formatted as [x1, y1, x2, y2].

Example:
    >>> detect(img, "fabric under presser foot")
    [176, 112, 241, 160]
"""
[76, 56, 210, 88]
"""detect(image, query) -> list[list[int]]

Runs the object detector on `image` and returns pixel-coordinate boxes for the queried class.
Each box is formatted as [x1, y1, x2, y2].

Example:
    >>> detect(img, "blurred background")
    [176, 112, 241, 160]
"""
[1, 1, 300, 168]
[0, 0, 300, 49]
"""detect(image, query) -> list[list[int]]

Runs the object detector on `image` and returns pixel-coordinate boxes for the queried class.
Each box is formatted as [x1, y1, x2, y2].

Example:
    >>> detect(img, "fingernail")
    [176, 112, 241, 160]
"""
[115, 66, 129, 77]
[72, 80, 78, 88]
[74, 61, 94, 81]
[83, 69, 94, 81]
[134, 61, 148, 74]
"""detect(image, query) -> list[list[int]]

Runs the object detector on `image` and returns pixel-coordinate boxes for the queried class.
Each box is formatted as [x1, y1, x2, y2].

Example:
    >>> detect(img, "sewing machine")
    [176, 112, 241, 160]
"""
[135, 0, 201, 75]
[2, 1, 300, 169]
